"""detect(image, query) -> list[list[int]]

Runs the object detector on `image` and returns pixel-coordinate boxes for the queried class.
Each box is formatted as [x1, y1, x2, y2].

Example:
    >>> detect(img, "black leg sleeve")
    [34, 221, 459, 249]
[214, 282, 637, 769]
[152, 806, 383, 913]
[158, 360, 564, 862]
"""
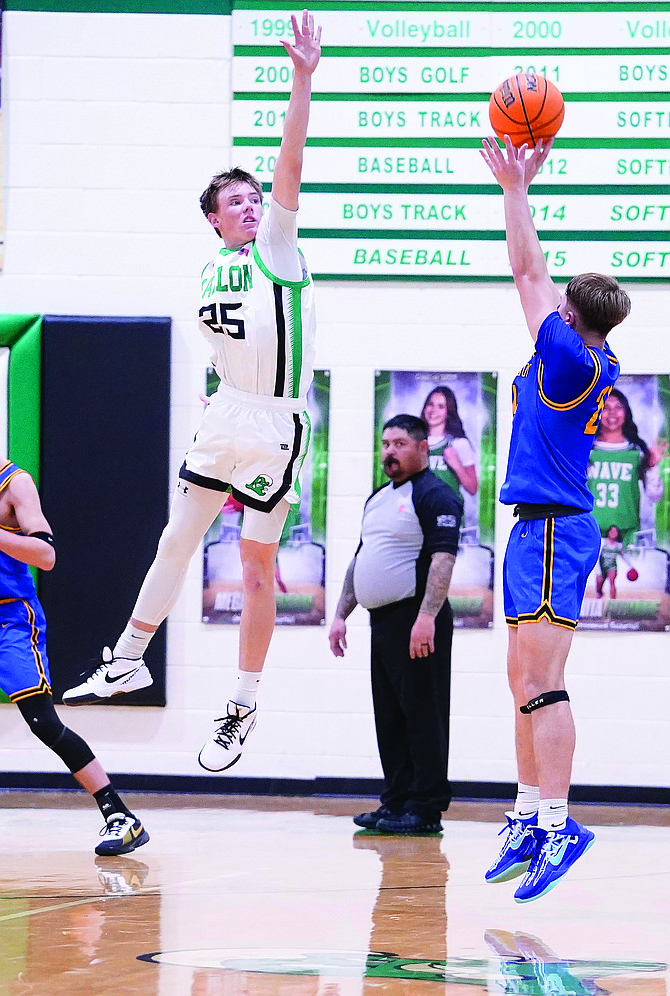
[16, 692, 96, 773]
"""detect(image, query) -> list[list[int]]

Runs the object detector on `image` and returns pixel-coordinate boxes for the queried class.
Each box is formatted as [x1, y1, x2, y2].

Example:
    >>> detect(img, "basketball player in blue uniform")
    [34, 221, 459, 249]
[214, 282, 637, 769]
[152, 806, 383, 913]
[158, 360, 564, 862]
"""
[0, 460, 149, 855]
[480, 135, 631, 902]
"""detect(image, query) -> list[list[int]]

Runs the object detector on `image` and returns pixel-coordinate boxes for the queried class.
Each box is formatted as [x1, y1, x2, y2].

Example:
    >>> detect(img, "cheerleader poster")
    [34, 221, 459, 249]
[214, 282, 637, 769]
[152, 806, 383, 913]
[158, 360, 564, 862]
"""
[374, 370, 497, 629]
[580, 373, 670, 632]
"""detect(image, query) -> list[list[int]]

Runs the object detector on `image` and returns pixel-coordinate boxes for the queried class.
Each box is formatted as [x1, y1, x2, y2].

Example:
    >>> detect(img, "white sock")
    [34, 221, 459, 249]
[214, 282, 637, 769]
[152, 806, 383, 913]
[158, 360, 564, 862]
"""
[232, 669, 261, 710]
[537, 798, 568, 831]
[113, 623, 152, 661]
[513, 782, 540, 820]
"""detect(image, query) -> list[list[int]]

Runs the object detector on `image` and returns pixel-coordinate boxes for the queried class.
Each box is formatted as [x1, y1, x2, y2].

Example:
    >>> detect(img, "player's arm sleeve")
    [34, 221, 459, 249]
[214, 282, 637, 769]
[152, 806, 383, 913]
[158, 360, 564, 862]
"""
[414, 485, 462, 558]
[536, 314, 598, 404]
[255, 198, 303, 282]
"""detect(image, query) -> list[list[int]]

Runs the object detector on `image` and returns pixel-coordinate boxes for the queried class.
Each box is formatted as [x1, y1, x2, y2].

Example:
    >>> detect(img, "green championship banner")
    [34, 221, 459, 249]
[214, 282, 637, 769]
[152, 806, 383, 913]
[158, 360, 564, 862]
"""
[232, 1, 670, 280]
[374, 369, 497, 629]
[580, 373, 670, 632]
[203, 368, 329, 626]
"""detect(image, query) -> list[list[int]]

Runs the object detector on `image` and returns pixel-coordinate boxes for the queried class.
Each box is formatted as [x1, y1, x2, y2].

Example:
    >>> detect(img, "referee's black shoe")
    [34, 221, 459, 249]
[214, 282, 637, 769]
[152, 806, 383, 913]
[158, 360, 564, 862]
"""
[375, 812, 443, 835]
[353, 805, 399, 829]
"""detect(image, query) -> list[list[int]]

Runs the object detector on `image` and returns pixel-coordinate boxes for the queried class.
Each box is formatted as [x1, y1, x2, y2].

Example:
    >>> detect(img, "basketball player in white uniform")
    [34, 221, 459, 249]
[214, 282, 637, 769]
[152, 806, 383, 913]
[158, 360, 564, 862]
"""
[63, 10, 322, 771]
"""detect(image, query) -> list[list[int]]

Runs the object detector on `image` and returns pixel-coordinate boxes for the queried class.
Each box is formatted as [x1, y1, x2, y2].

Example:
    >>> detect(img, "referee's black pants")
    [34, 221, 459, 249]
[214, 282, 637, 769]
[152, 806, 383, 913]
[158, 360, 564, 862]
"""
[369, 595, 453, 819]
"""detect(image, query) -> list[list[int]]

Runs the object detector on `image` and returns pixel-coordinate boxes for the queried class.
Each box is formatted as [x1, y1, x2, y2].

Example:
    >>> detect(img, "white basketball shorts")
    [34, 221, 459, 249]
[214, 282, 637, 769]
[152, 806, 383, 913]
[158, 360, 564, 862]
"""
[180, 382, 311, 513]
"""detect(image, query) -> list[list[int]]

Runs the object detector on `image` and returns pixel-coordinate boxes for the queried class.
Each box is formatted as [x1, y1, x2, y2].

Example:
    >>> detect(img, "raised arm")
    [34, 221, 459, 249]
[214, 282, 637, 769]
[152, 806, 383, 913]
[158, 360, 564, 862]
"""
[480, 136, 560, 340]
[271, 9, 322, 211]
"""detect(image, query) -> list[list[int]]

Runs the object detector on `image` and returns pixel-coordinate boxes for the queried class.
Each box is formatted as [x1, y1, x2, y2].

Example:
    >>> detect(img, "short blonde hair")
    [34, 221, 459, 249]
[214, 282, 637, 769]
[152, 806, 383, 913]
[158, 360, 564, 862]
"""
[566, 273, 631, 337]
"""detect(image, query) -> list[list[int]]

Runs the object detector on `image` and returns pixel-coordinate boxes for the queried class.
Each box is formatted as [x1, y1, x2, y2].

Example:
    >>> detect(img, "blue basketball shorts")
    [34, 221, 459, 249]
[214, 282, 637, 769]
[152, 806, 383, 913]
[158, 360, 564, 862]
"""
[0, 596, 52, 701]
[503, 512, 601, 630]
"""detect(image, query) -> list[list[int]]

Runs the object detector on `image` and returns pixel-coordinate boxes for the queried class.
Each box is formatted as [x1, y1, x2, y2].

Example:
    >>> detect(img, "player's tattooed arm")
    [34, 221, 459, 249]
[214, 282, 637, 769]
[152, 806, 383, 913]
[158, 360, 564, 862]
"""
[419, 551, 456, 618]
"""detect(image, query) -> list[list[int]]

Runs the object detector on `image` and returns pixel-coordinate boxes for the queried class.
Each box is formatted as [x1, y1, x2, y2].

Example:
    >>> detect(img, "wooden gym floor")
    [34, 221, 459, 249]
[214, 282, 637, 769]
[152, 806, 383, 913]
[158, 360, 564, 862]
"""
[0, 793, 668, 995]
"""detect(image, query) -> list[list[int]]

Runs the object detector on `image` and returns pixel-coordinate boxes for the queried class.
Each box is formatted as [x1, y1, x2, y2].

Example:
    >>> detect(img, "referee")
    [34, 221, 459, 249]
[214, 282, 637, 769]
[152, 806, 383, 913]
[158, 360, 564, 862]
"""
[329, 414, 462, 834]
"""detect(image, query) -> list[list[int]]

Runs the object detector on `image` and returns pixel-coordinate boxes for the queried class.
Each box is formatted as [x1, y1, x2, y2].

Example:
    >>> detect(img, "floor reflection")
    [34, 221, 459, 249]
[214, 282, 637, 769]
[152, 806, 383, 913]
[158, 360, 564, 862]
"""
[0, 799, 667, 995]
[355, 830, 449, 988]
[0, 855, 160, 995]
[484, 928, 667, 995]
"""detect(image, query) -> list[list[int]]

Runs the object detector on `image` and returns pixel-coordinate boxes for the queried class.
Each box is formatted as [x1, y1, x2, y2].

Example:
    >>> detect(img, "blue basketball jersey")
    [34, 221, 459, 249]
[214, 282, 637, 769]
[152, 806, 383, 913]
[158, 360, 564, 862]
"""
[0, 461, 37, 600]
[500, 312, 620, 509]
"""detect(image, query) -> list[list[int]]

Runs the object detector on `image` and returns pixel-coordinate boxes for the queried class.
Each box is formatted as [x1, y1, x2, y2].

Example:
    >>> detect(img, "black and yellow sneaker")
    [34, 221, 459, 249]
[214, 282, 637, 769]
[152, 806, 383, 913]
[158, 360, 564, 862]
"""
[95, 812, 150, 856]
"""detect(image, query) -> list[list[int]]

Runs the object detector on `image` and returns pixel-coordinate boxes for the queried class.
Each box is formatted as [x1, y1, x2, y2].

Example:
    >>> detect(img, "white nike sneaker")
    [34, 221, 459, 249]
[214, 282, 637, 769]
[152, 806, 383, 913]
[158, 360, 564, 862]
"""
[198, 701, 257, 772]
[62, 647, 153, 705]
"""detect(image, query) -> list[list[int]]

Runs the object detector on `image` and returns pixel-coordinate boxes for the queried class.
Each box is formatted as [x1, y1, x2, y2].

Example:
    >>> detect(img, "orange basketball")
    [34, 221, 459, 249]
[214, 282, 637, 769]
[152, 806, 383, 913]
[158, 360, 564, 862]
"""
[489, 73, 565, 148]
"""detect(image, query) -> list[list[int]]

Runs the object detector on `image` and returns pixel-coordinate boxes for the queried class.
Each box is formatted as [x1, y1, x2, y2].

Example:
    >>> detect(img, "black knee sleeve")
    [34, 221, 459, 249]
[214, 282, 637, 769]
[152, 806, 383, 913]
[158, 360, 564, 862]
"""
[520, 689, 570, 714]
[17, 693, 96, 773]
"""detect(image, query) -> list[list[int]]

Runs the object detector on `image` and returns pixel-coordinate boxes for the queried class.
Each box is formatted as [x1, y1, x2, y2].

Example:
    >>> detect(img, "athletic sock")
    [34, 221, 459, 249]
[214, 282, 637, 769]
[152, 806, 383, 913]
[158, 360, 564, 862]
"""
[232, 669, 261, 710]
[513, 782, 540, 820]
[93, 783, 133, 821]
[537, 798, 569, 831]
[113, 623, 152, 661]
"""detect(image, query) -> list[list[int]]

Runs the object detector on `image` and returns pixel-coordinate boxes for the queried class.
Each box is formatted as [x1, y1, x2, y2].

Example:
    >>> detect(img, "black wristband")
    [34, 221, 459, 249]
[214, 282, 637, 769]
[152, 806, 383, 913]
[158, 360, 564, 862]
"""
[29, 531, 55, 548]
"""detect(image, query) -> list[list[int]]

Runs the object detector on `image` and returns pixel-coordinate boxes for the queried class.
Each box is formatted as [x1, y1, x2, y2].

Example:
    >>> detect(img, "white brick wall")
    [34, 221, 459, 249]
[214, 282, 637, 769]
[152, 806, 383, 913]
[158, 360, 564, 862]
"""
[1, 11, 669, 790]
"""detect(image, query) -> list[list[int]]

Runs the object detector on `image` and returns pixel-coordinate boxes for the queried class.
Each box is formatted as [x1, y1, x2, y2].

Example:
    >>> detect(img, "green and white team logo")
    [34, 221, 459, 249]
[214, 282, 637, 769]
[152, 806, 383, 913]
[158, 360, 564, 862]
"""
[138, 947, 666, 991]
[245, 473, 274, 496]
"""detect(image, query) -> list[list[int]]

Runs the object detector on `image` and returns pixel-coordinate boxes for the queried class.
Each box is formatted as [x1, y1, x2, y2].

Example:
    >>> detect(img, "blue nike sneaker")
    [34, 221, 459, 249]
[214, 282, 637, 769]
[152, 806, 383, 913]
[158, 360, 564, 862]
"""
[485, 813, 536, 883]
[514, 818, 595, 903]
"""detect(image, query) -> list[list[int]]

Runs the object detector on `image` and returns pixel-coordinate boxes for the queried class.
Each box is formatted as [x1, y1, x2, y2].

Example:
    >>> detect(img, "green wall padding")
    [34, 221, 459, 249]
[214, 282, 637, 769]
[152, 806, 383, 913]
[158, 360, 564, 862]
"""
[0, 315, 42, 486]
[0, 316, 42, 701]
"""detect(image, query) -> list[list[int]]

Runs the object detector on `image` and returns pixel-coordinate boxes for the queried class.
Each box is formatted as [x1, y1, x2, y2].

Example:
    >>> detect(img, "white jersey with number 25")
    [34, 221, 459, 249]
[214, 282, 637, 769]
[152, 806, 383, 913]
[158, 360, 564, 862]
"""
[198, 198, 317, 402]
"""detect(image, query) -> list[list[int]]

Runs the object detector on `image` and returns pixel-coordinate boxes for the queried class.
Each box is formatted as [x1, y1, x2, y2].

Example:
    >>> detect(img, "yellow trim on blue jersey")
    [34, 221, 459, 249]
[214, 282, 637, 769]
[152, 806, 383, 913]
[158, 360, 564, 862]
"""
[517, 607, 578, 630]
[11, 681, 52, 702]
[509, 519, 579, 630]
[0, 524, 21, 534]
[542, 518, 553, 604]
[505, 611, 576, 630]
[7, 599, 52, 701]
[537, 348, 602, 411]
[0, 463, 26, 496]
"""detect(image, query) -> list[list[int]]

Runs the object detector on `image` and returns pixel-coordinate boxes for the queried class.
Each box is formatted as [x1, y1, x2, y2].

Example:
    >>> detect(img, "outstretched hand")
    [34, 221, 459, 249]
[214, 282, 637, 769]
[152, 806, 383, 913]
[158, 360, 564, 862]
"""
[648, 436, 669, 468]
[282, 9, 322, 75]
[480, 135, 553, 191]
